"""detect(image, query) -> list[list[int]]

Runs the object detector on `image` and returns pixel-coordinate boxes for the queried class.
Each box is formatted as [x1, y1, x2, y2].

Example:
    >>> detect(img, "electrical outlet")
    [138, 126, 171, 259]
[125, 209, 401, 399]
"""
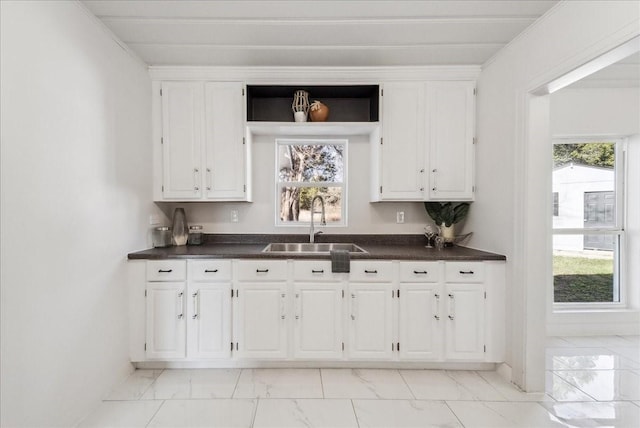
[396, 211, 405, 223]
[231, 210, 239, 223]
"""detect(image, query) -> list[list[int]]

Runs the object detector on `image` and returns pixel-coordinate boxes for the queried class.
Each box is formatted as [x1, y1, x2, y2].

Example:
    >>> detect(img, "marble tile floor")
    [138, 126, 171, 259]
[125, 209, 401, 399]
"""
[79, 335, 640, 427]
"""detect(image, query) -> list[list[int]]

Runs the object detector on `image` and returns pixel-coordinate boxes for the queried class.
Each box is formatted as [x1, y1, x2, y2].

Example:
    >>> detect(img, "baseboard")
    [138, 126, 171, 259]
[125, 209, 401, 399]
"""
[547, 310, 640, 336]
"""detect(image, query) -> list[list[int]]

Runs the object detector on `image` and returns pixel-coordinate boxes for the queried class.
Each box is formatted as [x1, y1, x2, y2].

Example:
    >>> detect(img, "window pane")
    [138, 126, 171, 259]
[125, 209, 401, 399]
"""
[278, 144, 344, 183]
[552, 142, 615, 229]
[553, 234, 619, 303]
[279, 186, 343, 224]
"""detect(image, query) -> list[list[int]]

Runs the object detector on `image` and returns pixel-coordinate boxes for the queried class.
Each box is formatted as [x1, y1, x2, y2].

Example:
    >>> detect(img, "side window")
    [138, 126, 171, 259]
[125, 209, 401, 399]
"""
[551, 140, 624, 305]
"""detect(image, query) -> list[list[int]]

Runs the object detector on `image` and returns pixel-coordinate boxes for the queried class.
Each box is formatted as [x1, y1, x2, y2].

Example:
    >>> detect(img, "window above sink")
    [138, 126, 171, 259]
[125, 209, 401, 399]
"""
[276, 138, 347, 227]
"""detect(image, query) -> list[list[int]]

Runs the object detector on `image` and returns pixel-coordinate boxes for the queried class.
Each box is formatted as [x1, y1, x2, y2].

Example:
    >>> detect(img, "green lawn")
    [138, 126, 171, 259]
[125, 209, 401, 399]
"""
[553, 255, 614, 303]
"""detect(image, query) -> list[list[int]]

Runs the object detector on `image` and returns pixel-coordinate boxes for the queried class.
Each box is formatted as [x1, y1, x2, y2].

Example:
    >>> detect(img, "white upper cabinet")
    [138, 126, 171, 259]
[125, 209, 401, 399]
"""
[157, 81, 249, 201]
[204, 82, 247, 199]
[379, 83, 425, 200]
[161, 82, 204, 199]
[427, 81, 476, 200]
[373, 80, 476, 201]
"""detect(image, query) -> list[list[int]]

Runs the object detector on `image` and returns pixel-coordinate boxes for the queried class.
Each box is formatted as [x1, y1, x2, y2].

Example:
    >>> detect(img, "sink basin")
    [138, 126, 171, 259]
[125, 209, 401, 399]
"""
[262, 243, 368, 254]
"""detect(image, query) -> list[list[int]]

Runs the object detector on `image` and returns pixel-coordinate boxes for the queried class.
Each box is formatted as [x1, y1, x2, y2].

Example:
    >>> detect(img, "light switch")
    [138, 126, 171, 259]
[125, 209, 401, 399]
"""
[396, 211, 405, 224]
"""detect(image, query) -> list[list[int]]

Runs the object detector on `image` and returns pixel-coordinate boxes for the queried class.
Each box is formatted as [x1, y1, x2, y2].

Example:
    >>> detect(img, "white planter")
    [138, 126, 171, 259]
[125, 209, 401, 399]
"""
[440, 223, 455, 243]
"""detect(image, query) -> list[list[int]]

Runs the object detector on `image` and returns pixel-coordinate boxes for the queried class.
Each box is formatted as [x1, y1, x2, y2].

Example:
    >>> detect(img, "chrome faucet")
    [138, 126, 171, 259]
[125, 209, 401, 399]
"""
[309, 195, 326, 243]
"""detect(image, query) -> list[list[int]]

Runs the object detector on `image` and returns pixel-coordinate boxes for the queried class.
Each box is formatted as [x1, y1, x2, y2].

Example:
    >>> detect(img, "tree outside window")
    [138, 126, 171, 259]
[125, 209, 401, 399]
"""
[276, 139, 346, 225]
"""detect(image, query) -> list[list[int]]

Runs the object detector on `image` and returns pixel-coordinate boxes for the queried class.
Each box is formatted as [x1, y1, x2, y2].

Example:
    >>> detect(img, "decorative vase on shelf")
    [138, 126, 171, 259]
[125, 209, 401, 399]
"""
[171, 208, 188, 246]
[291, 90, 310, 122]
[309, 100, 329, 122]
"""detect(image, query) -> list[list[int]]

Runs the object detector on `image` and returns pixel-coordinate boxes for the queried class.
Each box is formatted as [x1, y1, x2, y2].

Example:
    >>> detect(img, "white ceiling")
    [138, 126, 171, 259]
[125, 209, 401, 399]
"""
[82, 0, 559, 67]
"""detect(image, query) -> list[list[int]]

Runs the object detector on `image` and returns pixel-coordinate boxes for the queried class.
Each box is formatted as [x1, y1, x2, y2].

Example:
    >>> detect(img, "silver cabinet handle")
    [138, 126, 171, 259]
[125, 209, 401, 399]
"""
[448, 293, 455, 320]
[192, 291, 199, 319]
[206, 168, 211, 190]
[194, 168, 200, 191]
[177, 291, 184, 319]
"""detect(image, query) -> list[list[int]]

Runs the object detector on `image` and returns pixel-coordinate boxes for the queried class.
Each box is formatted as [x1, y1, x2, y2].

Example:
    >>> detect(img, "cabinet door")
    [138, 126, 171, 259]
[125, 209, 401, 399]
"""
[234, 283, 288, 359]
[347, 283, 394, 360]
[427, 81, 475, 200]
[146, 282, 186, 359]
[161, 82, 203, 199]
[293, 283, 343, 359]
[204, 82, 247, 200]
[444, 284, 485, 360]
[379, 82, 426, 200]
[187, 283, 231, 359]
[399, 284, 442, 360]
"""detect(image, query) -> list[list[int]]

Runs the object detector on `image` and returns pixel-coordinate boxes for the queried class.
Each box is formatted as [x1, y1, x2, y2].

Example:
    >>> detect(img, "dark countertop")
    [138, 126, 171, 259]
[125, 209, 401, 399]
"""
[128, 234, 506, 261]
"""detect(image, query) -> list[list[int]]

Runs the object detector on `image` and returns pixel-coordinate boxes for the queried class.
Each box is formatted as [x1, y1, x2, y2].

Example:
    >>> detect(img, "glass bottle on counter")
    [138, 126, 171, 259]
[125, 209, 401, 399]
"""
[188, 225, 203, 245]
[152, 226, 172, 248]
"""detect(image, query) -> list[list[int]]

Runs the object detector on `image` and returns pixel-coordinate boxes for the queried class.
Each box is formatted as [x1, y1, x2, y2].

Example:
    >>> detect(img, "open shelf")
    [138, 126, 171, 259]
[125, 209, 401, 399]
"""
[246, 85, 380, 122]
[246, 122, 380, 137]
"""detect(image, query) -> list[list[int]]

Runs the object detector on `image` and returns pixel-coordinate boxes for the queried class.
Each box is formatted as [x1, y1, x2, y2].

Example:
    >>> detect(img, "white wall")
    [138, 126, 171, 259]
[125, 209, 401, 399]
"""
[551, 87, 640, 136]
[470, 1, 639, 391]
[157, 134, 439, 235]
[0, 2, 158, 426]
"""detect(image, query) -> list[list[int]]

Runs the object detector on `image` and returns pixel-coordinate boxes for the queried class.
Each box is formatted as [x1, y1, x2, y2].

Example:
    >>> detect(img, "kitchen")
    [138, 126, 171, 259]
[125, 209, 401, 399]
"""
[1, 1, 639, 427]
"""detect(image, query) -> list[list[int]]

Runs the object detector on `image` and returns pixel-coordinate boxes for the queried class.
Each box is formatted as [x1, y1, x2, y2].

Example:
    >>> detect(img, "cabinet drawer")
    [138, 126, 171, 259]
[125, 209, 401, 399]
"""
[146, 260, 187, 282]
[445, 262, 484, 283]
[188, 260, 232, 281]
[293, 261, 342, 281]
[399, 262, 441, 282]
[236, 260, 287, 281]
[349, 261, 394, 282]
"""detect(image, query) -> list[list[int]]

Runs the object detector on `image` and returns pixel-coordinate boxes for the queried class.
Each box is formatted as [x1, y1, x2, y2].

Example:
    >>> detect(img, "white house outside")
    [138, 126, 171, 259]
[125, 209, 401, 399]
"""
[553, 163, 615, 251]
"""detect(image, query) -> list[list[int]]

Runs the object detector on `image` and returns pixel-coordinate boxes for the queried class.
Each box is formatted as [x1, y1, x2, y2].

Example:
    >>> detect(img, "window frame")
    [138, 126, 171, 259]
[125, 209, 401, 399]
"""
[274, 138, 348, 227]
[551, 137, 627, 310]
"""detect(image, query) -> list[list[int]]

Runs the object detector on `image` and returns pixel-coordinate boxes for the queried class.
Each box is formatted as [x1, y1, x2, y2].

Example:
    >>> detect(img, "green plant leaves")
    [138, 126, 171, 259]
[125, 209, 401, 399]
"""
[423, 202, 470, 227]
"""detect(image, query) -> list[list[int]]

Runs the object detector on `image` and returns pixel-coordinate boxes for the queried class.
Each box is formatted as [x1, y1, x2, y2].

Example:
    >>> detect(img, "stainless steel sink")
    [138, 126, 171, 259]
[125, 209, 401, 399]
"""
[262, 243, 368, 254]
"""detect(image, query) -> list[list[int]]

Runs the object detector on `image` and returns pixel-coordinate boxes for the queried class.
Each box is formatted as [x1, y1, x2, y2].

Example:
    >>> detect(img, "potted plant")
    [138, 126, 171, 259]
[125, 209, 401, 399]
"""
[424, 202, 470, 244]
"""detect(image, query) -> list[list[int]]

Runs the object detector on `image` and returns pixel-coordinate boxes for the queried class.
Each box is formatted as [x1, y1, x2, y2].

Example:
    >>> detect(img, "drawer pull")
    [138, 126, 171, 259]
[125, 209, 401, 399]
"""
[434, 315, 440, 320]
[311, 269, 324, 274]
[413, 270, 428, 274]
[158, 269, 173, 273]
[459, 270, 474, 274]
[256, 269, 269, 273]
[448, 315, 455, 320]
[204, 269, 218, 273]
[364, 270, 378, 274]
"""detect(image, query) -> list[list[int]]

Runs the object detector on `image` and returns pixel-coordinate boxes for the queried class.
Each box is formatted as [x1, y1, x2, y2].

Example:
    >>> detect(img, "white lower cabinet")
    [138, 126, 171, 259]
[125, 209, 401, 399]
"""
[187, 283, 231, 359]
[146, 282, 187, 359]
[233, 260, 288, 359]
[444, 283, 485, 360]
[234, 282, 288, 359]
[398, 283, 442, 360]
[348, 262, 394, 360]
[397, 261, 488, 362]
[293, 283, 343, 359]
[187, 261, 232, 359]
[136, 258, 503, 365]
